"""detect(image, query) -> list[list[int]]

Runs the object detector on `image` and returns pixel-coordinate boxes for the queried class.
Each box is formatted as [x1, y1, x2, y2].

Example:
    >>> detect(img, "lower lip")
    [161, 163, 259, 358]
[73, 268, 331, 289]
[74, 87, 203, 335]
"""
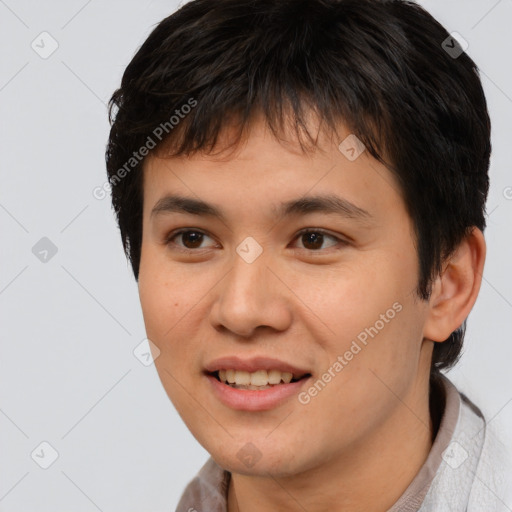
[205, 373, 311, 411]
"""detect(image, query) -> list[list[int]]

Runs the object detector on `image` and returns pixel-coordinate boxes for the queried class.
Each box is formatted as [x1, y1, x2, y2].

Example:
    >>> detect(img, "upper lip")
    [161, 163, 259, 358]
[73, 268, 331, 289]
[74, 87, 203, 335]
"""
[204, 356, 311, 379]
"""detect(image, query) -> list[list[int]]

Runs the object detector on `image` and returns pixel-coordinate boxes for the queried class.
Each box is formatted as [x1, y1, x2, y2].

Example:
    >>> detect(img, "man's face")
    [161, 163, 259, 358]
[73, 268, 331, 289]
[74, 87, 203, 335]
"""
[138, 117, 433, 477]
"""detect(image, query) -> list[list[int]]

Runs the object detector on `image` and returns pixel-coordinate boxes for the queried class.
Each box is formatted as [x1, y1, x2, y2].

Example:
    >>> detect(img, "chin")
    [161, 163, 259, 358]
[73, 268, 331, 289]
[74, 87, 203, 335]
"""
[207, 440, 312, 478]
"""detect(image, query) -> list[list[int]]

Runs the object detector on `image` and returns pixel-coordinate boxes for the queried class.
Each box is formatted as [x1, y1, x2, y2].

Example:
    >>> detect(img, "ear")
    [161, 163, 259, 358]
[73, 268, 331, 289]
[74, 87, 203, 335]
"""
[423, 227, 486, 343]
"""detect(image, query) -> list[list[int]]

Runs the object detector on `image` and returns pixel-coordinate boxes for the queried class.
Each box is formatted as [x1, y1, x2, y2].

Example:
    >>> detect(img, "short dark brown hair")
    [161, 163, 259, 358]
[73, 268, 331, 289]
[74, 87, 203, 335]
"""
[105, 0, 491, 381]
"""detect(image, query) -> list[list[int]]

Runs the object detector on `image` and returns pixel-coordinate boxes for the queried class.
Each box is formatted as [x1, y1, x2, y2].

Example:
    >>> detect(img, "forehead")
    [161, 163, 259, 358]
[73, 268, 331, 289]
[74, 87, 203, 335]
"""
[141, 116, 405, 226]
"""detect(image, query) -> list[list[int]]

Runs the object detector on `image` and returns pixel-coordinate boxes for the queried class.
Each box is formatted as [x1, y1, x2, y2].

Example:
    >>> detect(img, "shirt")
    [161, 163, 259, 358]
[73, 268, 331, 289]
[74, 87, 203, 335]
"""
[175, 374, 511, 511]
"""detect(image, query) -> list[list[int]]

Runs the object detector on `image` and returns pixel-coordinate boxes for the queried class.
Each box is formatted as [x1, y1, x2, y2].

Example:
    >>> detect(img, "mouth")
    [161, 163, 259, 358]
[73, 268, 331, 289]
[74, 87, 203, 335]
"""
[203, 356, 313, 410]
[206, 369, 312, 390]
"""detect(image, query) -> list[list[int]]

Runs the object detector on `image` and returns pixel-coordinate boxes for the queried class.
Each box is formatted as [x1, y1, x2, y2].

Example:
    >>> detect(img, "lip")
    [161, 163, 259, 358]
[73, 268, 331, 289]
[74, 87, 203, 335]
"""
[205, 373, 312, 411]
[204, 355, 310, 377]
[204, 356, 312, 411]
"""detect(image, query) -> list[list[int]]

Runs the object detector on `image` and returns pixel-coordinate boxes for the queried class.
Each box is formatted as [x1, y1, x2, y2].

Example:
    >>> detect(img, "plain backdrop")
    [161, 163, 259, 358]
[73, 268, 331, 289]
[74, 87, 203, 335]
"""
[1, 0, 511, 510]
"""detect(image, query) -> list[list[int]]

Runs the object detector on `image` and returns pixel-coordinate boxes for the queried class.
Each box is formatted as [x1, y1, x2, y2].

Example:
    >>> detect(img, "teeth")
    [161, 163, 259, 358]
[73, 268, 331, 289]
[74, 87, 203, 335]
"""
[250, 370, 268, 386]
[234, 371, 251, 385]
[217, 369, 296, 386]
[268, 369, 283, 384]
[281, 372, 293, 384]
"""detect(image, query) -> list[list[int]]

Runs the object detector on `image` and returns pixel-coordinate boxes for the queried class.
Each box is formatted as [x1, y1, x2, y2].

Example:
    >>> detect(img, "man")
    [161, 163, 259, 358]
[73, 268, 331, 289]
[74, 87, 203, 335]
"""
[105, 0, 509, 509]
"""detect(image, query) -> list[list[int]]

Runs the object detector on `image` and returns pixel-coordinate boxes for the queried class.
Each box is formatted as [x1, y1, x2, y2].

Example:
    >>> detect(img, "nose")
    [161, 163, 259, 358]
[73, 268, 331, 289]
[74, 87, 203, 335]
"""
[208, 249, 293, 338]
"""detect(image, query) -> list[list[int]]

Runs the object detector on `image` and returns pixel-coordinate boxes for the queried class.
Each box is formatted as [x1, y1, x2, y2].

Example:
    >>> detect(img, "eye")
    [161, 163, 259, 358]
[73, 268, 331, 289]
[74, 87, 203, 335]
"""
[164, 228, 348, 253]
[165, 229, 217, 251]
[291, 228, 348, 251]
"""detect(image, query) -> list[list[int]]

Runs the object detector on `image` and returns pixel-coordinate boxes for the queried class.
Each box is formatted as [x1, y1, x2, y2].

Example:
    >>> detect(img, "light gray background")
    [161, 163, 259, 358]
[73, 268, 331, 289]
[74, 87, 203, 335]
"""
[1, 0, 511, 510]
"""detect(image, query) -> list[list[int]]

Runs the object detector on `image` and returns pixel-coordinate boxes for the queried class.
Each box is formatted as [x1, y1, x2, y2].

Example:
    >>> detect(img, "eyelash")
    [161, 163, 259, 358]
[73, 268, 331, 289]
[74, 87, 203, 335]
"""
[164, 228, 348, 253]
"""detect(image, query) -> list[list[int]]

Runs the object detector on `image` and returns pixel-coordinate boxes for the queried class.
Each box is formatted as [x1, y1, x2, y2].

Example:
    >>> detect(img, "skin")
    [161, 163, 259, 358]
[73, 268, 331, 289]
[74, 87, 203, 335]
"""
[137, 112, 486, 512]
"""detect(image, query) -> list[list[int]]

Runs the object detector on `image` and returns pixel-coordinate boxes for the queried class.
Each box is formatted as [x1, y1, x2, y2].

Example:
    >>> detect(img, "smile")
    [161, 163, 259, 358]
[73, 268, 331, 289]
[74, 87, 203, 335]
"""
[212, 369, 308, 389]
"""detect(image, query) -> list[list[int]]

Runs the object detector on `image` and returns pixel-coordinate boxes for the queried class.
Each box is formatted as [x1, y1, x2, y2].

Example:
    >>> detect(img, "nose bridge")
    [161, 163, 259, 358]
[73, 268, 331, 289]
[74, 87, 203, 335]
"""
[229, 252, 267, 300]
[211, 241, 291, 336]
[223, 245, 272, 314]
[227, 234, 272, 299]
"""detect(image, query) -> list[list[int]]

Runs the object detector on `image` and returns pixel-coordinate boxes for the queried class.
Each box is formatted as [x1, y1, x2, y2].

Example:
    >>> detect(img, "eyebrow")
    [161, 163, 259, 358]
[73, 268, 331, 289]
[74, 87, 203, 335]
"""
[150, 193, 374, 224]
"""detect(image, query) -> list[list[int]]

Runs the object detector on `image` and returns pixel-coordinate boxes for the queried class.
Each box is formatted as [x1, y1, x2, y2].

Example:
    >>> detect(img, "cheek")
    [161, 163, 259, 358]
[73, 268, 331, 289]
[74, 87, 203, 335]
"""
[138, 257, 202, 413]
[137, 250, 210, 368]
[138, 245, 188, 329]
[303, 262, 403, 341]
[138, 270, 169, 340]
[138, 249, 186, 360]
[303, 250, 421, 384]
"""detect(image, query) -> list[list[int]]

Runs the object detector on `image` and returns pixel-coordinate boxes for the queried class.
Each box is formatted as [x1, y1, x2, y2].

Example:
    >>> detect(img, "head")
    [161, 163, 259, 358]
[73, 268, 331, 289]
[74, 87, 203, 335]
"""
[106, 0, 489, 475]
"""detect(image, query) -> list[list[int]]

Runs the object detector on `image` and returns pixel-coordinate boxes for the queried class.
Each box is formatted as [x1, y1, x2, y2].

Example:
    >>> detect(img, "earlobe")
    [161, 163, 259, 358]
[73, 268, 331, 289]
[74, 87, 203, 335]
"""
[423, 227, 486, 343]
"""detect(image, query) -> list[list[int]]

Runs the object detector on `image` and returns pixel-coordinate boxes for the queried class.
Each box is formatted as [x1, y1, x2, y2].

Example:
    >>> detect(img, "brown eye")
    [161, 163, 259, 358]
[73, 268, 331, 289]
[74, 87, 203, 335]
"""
[165, 229, 216, 250]
[179, 231, 204, 248]
[300, 232, 325, 250]
[293, 229, 346, 251]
